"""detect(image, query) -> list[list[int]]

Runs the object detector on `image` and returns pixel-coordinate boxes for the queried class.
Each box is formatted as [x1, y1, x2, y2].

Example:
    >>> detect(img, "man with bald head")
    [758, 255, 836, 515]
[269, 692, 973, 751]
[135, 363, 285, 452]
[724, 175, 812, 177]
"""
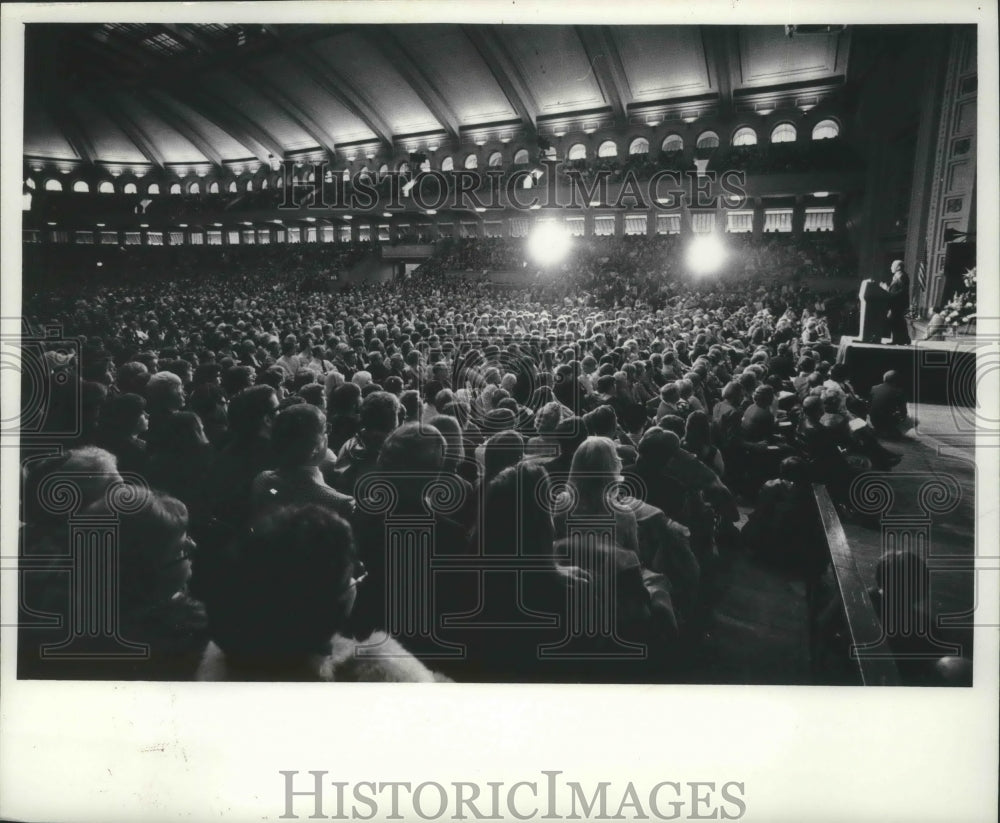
[885, 259, 911, 345]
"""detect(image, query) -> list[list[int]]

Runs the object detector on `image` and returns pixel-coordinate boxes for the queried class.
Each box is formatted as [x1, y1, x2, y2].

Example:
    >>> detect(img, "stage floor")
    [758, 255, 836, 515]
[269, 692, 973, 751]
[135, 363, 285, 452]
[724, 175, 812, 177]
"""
[837, 334, 983, 354]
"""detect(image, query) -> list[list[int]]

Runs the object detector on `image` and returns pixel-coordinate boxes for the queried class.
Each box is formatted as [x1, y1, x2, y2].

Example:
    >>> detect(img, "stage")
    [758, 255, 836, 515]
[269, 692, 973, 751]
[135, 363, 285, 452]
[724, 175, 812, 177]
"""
[836, 335, 979, 407]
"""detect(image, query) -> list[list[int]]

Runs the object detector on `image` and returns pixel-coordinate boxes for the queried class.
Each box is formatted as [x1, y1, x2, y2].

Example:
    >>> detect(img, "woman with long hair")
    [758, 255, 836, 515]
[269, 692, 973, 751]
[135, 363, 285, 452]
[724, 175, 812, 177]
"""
[448, 462, 589, 681]
[682, 409, 726, 478]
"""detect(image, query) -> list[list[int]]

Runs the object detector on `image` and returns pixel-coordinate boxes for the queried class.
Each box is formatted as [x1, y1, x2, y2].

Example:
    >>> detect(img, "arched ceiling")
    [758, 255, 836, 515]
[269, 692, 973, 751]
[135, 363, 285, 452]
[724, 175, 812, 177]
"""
[23, 23, 852, 169]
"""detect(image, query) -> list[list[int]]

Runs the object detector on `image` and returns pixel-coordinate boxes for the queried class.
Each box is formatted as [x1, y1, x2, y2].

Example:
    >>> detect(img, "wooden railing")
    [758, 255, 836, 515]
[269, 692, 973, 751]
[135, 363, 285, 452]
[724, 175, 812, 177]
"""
[812, 484, 900, 686]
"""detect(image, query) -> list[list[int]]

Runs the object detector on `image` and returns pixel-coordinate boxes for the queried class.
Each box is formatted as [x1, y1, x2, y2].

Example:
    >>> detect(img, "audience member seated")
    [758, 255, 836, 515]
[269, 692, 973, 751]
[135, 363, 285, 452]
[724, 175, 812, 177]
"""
[145, 411, 215, 522]
[868, 370, 918, 440]
[741, 457, 829, 589]
[96, 392, 149, 476]
[198, 503, 446, 682]
[20, 486, 207, 680]
[251, 404, 354, 519]
[332, 391, 401, 495]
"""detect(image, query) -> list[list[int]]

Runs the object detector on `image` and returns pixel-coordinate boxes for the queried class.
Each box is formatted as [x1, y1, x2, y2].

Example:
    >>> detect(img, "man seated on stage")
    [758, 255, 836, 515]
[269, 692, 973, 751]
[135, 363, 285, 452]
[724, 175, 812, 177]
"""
[925, 306, 947, 340]
[868, 370, 918, 441]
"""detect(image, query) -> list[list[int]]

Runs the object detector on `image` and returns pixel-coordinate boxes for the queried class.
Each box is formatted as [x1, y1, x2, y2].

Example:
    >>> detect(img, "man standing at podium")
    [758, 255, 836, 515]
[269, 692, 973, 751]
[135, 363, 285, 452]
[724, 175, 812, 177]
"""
[885, 259, 912, 345]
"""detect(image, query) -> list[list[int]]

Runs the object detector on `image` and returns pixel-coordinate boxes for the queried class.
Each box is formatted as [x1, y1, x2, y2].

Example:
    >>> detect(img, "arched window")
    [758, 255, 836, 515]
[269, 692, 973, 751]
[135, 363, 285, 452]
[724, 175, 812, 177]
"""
[696, 131, 720, 150]
[246, 180, 253, 191]
[98, 181, 115, 194]
[567, 143, 587, 160]
[770, 123, 797, 143]
[812, 119, 840, 140]
[147, 183, 160, 195]
[342, 169, 351, 182]
[464, 154, 478, 169]
[661, 134, 684, 152]
[73, 180, 90, 193]
[123, 182, 137, 194]
[398, 162, 410, 175]
[25, 178, 36, 190]
[208, 181, 220, 194]
[227, 181, 237, 193]
[188, 182, 200, 194]
[628, 137, 649, 155]
[441, 156, 454, 172]
[488, 151, 503, 167]
[513, 149, 529, 165]
[45, 179, 63, 191]
[276, 176, 284, 188]
[378, 163, 389, 176]
[261, 178, 268, 190]
[169, 183, 182, 195]
[732, 127, 757, 146]
[598, 140, 618, 158]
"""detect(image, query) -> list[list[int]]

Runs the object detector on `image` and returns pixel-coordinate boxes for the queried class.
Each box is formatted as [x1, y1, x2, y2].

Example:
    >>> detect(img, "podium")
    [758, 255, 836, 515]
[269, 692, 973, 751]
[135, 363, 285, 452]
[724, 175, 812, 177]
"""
[858, 279, 889, 343]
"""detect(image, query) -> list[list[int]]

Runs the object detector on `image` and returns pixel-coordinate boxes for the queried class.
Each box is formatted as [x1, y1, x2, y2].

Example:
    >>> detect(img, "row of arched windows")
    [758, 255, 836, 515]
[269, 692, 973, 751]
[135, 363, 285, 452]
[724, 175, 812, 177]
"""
[29, 119, 842, 194]
[429, 119, 839, 166]
[35, 177, 275, 195]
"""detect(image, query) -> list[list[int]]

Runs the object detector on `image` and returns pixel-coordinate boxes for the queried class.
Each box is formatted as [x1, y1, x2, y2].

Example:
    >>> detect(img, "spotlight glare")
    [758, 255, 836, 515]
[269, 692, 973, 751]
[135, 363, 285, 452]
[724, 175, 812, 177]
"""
[686, 234, 727, 276]
[527, 221, 571, 266]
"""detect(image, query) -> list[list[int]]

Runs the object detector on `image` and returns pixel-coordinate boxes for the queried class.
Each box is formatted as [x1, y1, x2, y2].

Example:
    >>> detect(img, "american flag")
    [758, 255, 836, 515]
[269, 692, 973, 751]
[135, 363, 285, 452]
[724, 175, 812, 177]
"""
[916, 246, 928, 296]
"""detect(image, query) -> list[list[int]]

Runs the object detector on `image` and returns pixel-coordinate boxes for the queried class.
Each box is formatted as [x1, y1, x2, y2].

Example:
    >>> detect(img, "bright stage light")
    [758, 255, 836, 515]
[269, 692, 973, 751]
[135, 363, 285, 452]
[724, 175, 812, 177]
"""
[527, 222, 571, 266]
[686, 234, 727, 275]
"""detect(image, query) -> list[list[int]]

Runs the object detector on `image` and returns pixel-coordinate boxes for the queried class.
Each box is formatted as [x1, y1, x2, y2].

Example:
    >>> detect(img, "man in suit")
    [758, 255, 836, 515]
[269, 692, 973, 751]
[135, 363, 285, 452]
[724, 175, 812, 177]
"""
[885, 260, 912, 345]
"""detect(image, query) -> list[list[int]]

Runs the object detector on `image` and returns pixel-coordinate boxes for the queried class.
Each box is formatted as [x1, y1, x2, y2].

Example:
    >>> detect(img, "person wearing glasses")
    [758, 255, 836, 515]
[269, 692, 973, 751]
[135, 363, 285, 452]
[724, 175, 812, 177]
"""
[197, 503, 445, 682]
[20, 487, 208, 680]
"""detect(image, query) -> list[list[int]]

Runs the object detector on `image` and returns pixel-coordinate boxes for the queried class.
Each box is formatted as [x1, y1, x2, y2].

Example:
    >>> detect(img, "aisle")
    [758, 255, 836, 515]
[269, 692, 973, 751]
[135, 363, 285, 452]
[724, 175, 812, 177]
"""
[674, 404, 978, 684]
[837, 405, 977, 661]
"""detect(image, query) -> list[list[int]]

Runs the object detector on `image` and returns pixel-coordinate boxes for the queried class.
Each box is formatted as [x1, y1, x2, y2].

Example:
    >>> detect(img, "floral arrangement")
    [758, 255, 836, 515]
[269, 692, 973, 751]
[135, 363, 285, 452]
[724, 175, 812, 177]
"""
[941, 267, 977, 329]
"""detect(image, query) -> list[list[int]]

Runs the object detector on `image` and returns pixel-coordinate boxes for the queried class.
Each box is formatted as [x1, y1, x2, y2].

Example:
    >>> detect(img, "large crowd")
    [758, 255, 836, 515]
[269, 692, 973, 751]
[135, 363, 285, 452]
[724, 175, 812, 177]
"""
[17, 238, 968, 686]
[420, 234, 859, 315]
